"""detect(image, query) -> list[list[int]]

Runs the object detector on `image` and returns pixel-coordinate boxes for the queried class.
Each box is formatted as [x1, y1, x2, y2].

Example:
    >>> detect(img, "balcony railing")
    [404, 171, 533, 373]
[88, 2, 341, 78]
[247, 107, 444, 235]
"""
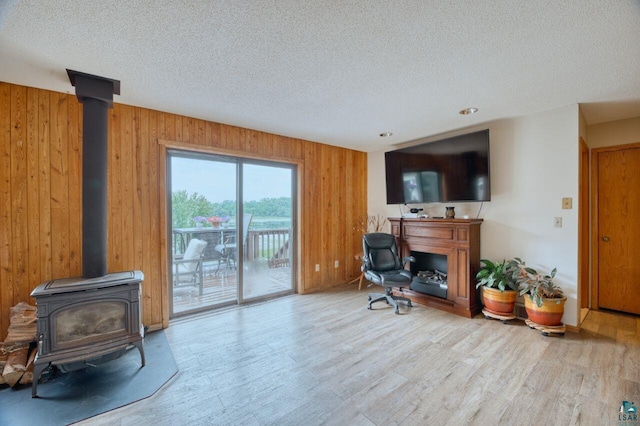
[172, 227, 291, 268]
[247, 229, 291, 267]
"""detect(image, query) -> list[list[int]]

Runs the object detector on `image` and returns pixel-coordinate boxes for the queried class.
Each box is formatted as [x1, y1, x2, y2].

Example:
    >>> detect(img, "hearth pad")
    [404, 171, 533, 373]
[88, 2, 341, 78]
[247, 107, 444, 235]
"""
[0, 331, 177, 425]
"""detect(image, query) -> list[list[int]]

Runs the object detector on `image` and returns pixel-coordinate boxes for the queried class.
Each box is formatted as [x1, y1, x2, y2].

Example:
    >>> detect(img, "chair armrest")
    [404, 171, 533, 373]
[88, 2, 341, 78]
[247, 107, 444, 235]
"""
[361, 255, 371, 272]
[402, 256, 416, 268]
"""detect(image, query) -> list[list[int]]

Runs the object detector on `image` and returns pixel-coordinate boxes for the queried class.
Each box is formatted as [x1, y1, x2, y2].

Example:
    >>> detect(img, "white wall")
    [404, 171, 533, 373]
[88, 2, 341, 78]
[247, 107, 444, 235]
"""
[586, 116, 640, 149]
[368, 104, 580, 326]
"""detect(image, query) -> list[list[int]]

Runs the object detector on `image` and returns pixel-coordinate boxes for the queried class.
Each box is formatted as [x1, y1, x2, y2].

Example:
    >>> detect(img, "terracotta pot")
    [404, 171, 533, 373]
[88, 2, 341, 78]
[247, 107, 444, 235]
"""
[524, 296, 566, 326]
[481, 286, 517, 316]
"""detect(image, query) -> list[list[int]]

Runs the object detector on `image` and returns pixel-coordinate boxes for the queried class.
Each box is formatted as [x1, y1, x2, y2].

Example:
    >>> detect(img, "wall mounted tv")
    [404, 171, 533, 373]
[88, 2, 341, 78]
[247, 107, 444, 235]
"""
[385, 129, 491, 204]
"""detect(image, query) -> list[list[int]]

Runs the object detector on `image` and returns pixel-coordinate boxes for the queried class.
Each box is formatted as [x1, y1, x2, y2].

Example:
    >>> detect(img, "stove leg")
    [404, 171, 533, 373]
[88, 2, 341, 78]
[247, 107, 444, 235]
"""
[132, 340, 146, 367]
[31, 362, 49, 398]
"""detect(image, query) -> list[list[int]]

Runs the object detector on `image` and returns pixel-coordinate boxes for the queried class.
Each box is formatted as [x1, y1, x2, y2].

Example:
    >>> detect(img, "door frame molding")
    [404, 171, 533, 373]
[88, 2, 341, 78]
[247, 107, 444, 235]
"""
[578, 138, 589, 311]
[590, 141, 640, 310]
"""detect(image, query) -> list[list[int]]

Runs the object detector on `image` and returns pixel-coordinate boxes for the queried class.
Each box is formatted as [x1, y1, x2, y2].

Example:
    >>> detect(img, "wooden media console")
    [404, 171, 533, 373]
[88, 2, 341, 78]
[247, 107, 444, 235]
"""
[389, 218, 483, 318]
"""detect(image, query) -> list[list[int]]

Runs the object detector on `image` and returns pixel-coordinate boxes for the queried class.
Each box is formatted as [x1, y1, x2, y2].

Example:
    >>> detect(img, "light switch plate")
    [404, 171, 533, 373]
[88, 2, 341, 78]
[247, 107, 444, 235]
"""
[562, 197, 572, 209]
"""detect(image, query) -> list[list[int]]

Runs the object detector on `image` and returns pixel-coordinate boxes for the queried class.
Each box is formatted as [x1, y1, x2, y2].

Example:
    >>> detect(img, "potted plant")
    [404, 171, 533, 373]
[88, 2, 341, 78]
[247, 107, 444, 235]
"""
[193, 216, 207, 227]
[475, 259, 518, 316]
[511, 258, 565, 326]
[207, 216, 224, 228]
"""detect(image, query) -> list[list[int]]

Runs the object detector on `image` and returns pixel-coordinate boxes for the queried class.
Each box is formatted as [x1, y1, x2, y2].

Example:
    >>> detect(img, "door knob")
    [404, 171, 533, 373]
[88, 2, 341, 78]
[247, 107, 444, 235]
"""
[602, 236, 610, 242]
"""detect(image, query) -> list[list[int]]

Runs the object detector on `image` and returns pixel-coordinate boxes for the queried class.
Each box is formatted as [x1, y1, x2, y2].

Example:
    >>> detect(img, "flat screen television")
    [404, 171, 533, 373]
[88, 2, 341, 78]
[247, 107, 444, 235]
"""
[385, 129, 490, 204]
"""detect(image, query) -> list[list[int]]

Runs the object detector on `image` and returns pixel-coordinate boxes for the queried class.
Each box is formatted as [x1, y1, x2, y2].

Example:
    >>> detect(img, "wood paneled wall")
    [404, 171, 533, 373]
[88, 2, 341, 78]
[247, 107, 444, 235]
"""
[0, 81, 367, 340]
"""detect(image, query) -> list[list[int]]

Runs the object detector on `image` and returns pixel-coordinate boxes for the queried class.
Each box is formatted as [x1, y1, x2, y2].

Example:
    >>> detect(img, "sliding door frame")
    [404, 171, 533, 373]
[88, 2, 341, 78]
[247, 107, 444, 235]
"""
[160, 140, 301, 322]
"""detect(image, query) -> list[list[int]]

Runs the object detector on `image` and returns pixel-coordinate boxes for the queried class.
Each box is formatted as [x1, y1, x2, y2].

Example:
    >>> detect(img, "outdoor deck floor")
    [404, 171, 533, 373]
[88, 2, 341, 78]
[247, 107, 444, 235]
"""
[172, 259, 293, 314]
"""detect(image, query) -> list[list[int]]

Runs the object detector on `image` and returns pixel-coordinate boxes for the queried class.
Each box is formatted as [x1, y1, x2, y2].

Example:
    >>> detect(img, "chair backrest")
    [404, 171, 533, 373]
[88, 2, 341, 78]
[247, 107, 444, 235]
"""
[363, 233, 402, 272]
[241, 213, 253, 244]
[180, 238, 207, 273]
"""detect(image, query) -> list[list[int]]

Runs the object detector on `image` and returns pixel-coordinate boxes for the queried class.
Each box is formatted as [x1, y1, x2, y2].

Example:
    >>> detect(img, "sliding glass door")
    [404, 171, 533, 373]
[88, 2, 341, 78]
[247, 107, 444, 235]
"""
[168, 151, 295, 317]
[242, 162, 294, 301]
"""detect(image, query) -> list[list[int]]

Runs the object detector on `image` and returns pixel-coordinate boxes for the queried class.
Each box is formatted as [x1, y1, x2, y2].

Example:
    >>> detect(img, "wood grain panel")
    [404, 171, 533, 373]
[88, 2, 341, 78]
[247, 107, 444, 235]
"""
[109, 105, 123, 271]
[174, 115, 183, 143]
[321, 144, 333, 284]
[0, 81, 367, 339]
[10, 85, 28, 304]
[132, 107, 145, 286]
[206, 121, 220, 147]
[38, 90, 52, 286]
[162, 112, 175, 141]
[120, 104, 134, 271]
[147, 109, 162, 324]
[50, 92, 69, 279]
[303, 142, 322, 292]
[26, 88, 40, 294]
[67, 92, 82, 277]
[0, 83, 13, 338]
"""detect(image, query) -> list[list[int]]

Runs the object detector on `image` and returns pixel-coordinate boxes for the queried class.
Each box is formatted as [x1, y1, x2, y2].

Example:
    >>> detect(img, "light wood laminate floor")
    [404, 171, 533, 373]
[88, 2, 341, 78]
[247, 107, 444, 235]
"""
[81, 284, 640, 425]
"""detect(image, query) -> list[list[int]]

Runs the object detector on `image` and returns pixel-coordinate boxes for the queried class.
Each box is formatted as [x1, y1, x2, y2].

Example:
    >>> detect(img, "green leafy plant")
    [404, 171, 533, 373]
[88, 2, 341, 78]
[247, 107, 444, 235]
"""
[475, 259, 518, 292]
[509, 257, 564, 307]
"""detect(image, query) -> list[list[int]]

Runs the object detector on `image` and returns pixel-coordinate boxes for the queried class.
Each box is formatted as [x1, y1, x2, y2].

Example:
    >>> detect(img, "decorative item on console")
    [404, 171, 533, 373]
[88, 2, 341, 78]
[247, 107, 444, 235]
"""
[353, 214, 388, 234]
[445, 206, 455, 218]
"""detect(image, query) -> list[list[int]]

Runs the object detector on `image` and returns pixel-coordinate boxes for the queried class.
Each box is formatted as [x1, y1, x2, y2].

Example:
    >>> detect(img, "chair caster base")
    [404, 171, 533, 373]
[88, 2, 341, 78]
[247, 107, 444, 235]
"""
[367, 288, 412, 314]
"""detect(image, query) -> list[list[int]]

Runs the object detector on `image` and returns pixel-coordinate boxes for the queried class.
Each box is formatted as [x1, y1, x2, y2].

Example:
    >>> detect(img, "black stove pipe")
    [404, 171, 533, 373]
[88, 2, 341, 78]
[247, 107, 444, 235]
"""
[67, 70, 120, 278]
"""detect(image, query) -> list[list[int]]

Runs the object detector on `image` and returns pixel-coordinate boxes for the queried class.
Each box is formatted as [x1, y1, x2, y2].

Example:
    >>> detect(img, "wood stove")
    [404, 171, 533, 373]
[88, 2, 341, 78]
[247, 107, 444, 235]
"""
[30, 271, 145, 397]
[30, 71, 145, 397]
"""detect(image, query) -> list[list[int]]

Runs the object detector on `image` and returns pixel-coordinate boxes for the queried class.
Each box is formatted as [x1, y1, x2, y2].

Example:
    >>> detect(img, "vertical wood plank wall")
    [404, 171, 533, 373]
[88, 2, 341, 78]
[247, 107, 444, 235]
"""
[0, 81, 367, 340]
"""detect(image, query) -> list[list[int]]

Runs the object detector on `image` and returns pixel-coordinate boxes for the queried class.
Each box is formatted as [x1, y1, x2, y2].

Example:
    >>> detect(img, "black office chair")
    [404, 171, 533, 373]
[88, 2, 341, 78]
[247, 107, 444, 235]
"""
[362, 233, 415, 314]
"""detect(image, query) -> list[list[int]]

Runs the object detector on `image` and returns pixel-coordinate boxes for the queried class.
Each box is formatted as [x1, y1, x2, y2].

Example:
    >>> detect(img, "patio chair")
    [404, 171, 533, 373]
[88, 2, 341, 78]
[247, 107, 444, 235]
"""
[173, 238, 208, 295]
[215, 213, 253, 272]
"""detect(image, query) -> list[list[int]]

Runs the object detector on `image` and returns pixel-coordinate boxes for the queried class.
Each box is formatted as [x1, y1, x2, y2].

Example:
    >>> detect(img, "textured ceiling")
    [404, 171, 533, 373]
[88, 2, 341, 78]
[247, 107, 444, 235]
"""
[1, 1, 639, 152]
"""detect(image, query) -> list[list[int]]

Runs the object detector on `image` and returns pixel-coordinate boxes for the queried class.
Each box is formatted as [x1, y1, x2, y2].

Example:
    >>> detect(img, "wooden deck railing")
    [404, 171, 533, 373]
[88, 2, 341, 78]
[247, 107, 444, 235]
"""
[247, 228, 291, 267]
[172, 227, 292, 268]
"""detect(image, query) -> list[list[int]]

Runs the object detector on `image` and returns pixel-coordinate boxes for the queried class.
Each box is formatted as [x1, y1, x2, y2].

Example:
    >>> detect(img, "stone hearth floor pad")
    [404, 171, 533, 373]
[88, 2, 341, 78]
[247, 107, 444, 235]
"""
[0, 330, 177, 425]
